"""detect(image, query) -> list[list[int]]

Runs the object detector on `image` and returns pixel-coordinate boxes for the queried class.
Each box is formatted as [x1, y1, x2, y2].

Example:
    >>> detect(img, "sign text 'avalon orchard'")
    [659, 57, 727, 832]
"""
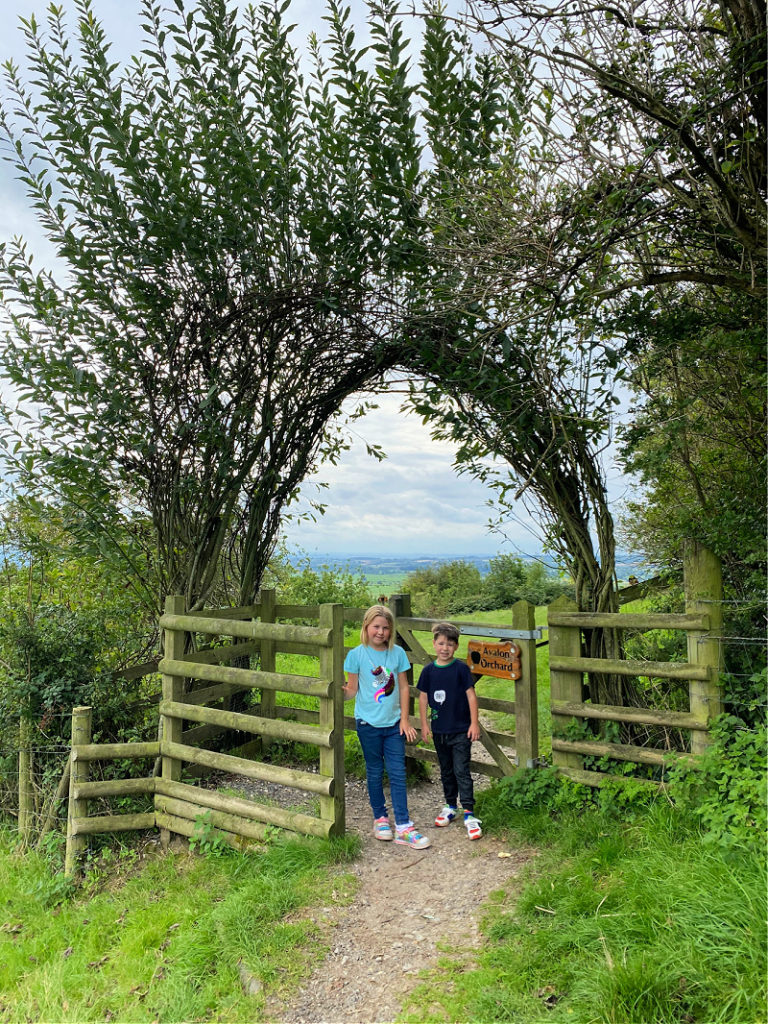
[467, 640, 522, 680]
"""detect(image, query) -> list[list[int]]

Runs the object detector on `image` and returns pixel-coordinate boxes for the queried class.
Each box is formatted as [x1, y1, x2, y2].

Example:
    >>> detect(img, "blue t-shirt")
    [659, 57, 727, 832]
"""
[417, 659, 475, 734]
[344, 643, 410, 728]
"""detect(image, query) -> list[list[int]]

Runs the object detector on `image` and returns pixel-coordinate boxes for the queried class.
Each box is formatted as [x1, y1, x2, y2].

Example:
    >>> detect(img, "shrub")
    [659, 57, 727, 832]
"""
[667, 713, 767, 851]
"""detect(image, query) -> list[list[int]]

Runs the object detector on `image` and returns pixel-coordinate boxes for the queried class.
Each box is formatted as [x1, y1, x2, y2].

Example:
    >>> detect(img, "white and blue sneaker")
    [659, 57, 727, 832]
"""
[435, 805, 457, 827]
[464, 814, 482, 840]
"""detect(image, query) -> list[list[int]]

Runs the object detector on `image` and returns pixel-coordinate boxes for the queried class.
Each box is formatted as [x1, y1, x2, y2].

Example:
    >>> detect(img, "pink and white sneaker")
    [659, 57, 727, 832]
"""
[373, 816, 393, 841]
[394, 825, 431, 849]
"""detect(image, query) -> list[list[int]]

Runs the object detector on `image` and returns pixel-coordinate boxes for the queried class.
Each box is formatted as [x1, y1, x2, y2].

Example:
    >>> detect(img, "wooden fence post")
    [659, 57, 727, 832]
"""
[65, 705, 92, 877]
[389, 592, 414, 707]
[684, 543, 724, 754]
[548, 595, 584, 770]
[389, 593, 417, 772]
[258, 588, 276, 753]
[318, 603, 345, 836]
[512, 600, 539, 768]
[18, 717, 33, 847]
[160, 595, 186, 848]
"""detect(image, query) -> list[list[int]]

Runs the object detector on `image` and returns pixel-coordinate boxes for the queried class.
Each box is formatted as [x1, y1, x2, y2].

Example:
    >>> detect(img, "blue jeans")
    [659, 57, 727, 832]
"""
[355, 720, 410, 826]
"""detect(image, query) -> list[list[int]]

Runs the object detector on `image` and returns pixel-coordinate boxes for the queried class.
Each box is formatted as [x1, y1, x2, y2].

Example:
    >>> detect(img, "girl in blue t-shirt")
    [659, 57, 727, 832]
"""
[343, 604, 430, 850]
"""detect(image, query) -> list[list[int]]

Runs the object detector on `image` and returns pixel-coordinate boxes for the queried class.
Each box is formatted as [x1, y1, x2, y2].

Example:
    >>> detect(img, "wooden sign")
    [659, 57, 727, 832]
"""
[467, 640, 522, 680]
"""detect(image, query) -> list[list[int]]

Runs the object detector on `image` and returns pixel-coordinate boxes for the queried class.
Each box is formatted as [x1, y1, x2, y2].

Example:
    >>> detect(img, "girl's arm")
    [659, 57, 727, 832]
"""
[418, 690, 432, 742]
[343, 672, 358, 700]
[397, 671, 417, 742]
[466, 686, 481, 742]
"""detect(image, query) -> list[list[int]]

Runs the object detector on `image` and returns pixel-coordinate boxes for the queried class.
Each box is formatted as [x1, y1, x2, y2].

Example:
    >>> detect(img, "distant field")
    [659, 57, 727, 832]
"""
[361, 572, 408, 594]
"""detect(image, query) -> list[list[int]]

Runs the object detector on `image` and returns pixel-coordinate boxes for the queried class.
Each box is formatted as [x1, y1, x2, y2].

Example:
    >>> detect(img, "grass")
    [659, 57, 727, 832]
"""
[0, 828, 359, 1022]
[360, 572, 408, 594]
[398, 802, 767, 1024]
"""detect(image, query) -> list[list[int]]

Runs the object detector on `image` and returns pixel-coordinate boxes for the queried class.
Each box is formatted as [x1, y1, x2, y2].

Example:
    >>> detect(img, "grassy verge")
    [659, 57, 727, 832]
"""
[399, 797, 766, 1024]
[0, 829, 358, 1023]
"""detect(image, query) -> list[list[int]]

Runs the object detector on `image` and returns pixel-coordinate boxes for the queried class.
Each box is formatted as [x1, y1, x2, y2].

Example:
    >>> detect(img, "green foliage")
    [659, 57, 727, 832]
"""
[0, 0, 523, 613]
[484, 554, 573, 608]
[278, 557, 373, 610]
[667, 714, 767, 851]
[188, 812, 234, 859]
[402, 559, 484, 616]
[402, 556, 570, 617]
[0, 604, 112, 723]
[616, 296, 766, 696]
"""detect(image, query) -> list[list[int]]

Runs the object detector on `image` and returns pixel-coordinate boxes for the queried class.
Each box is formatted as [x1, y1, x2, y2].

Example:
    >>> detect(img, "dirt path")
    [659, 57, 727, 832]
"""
[262, 771, 535, 1024]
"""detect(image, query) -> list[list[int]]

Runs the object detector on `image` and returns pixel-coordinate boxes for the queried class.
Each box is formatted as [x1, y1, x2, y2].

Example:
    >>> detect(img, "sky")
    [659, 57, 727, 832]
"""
[0, 0, 636, 560]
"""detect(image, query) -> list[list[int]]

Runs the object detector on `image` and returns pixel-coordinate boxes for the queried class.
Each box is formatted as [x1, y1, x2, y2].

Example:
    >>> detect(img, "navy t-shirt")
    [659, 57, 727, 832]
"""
[417, 659, 475, 734]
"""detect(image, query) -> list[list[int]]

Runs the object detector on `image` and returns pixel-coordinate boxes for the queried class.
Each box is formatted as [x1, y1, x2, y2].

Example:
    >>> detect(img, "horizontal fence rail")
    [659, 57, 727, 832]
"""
[158, 657, 332, 697]
[158, 612, 332, 646]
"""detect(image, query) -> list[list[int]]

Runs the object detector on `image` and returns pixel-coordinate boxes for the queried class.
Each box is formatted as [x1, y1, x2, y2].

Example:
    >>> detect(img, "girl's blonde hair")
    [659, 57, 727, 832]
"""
[360, 604, 395, 649]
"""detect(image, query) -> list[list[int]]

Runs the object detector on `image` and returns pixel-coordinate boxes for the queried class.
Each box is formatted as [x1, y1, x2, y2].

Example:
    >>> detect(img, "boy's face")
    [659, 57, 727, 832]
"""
[433, 633, 458, 664]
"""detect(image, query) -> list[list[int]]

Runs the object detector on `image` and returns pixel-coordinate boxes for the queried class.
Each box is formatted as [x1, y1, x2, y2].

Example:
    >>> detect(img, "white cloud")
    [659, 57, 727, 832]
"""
[283, 392, 543, 557]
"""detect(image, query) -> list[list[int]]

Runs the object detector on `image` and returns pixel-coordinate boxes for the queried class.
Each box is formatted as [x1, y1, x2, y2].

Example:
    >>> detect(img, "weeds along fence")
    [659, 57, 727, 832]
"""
[548, 542, 725, 788]
[63, 593, 347, 874]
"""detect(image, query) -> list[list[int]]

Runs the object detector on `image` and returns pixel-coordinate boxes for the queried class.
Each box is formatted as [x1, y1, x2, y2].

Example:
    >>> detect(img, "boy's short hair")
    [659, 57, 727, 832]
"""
[432, 621, 459, 644]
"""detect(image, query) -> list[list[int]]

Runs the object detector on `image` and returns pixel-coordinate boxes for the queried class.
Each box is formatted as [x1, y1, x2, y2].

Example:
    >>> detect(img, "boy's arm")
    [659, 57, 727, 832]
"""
[466, 686, 481, 741]
[398, 671, 417, 742]
[418, 690, 432, 742]
[343, 672, 358, 700]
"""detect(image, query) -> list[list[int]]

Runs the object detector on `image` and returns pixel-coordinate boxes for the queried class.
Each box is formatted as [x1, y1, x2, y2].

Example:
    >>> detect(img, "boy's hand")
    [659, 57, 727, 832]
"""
[467, 722, 481, 742]
[420, 723, 432, 743]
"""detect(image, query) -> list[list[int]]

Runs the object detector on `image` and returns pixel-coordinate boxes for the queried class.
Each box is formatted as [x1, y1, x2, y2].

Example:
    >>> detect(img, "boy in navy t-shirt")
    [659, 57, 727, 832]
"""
[418, 621, 482, 839]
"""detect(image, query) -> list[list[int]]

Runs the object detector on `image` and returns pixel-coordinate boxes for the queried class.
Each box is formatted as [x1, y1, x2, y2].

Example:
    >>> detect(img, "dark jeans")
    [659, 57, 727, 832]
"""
[355, 720, 410, 825]
[433, 731, 474, 813]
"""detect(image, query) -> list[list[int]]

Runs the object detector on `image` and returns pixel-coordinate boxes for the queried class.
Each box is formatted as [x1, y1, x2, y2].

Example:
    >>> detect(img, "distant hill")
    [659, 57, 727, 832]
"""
[292, 551, 643, 579]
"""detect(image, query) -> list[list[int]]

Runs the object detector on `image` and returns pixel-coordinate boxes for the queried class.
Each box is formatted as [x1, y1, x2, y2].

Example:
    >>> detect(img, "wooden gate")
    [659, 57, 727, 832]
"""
[388, 595, 541, 776]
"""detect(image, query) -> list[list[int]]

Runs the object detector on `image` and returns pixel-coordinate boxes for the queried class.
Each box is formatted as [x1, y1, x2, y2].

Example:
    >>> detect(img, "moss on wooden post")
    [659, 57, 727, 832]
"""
[160, 595, 186, 847]
[684, 542, 724, 754]
[65, 705, 92, 877]
[318, 603, 345, 836]
[548, 595, 584, 770]
[512, 600, 539, 768]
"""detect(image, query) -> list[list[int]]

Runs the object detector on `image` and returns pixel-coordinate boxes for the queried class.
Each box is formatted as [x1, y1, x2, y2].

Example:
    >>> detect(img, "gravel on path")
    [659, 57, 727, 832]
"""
[247, 769, 537, 1024]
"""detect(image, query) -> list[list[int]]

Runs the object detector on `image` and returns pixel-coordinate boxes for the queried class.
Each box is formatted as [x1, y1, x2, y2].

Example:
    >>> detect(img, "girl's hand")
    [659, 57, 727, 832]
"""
[400, 719, 417, 743]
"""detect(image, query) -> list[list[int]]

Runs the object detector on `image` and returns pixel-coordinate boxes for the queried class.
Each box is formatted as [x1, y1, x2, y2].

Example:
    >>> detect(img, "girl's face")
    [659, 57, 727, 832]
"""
[366, 615, 391, 650]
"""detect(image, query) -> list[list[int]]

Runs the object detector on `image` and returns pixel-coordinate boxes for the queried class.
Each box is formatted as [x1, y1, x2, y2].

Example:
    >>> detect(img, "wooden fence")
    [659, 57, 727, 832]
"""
[66, 594, 347, 873]
[64, 549, 724, 871]
[548, 542, 724, 787]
